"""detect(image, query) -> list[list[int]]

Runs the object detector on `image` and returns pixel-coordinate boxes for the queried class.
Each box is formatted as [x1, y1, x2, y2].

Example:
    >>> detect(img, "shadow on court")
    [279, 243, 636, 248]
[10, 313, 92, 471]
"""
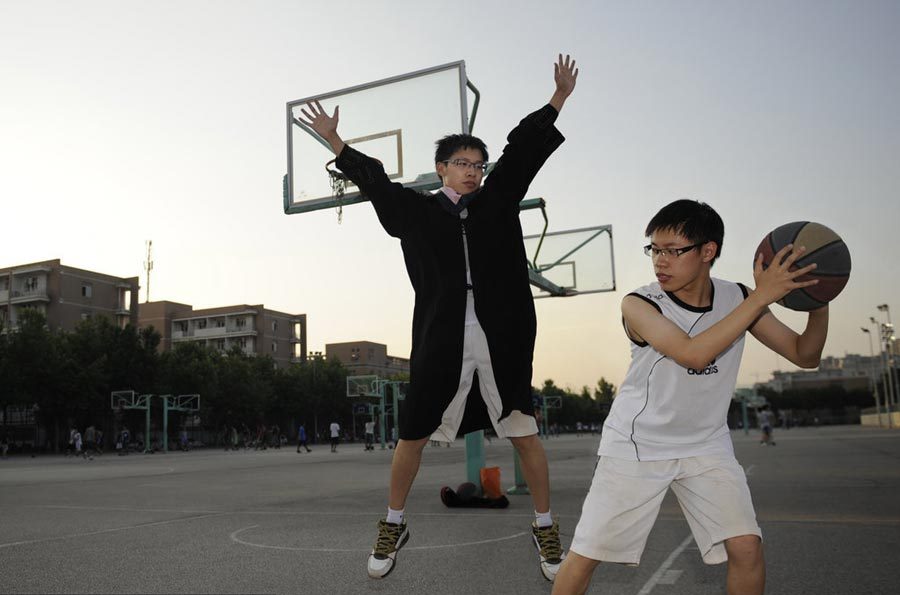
[0, 425, 897, 594]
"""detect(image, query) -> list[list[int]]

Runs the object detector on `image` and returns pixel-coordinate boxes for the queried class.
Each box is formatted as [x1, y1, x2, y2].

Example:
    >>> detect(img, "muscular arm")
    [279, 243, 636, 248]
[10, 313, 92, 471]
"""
[625, 245, 822, 370]
[624, 292, 773, 370]
[749, 305, 829, 368]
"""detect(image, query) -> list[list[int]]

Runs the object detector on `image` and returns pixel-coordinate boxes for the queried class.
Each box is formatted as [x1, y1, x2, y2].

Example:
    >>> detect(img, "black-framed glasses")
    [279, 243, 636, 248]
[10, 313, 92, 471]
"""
[442, 159, 488, 173]
[643, 243, 704, 258]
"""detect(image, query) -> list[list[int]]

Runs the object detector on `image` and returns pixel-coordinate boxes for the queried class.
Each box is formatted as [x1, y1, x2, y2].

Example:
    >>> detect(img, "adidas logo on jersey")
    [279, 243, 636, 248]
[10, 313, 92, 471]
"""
[687, 358, 718, 376]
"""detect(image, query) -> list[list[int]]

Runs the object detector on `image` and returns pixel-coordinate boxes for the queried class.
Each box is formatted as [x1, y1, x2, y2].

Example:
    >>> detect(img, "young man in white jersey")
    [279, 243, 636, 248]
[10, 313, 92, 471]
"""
[552, 199, 830, 595]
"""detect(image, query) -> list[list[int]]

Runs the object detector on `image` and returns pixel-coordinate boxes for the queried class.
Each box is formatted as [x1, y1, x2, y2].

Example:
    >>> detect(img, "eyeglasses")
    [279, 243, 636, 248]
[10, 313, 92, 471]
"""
[442, 159, 488, 173]
[643, 243, 705, 259]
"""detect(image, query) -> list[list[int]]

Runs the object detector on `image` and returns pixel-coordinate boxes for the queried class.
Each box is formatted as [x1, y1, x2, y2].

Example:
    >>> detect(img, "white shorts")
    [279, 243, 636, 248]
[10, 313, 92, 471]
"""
[430, 301, 537, 443]
[570, 454, 761, 565]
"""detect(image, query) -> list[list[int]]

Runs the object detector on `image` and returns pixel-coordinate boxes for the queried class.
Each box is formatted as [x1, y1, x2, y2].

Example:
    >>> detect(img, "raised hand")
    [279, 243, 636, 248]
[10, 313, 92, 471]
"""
[550, 54, 578, 112]
[554, 54, 578, 98]
[299, 101, 339, 141]
[752, 244, 818, 306]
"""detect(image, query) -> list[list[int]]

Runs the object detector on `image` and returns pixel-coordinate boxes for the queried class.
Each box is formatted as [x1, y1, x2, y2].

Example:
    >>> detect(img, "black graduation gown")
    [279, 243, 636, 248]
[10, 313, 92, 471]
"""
[335, 104, 565, 439]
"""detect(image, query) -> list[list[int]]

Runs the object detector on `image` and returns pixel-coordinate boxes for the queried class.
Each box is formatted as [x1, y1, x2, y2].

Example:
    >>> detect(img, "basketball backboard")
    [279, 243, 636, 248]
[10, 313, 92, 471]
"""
[522, 225, 616, 297]
[347, 375, 381, 398]
[285, 61, 478, 215]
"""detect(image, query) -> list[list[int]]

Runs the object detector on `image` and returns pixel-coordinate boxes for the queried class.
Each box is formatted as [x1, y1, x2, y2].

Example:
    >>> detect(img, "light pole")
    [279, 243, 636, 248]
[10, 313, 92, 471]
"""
[877, 304, 897, 409]
[877, 305, 898, 410]
[861, 327, 883, 427]
[309, 351, 322, 442]
[870, 316, 893, 425]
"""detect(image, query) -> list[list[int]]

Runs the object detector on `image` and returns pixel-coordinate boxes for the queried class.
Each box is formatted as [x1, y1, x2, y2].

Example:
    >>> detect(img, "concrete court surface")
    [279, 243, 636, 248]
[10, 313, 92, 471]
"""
[0, 425, 898, 594]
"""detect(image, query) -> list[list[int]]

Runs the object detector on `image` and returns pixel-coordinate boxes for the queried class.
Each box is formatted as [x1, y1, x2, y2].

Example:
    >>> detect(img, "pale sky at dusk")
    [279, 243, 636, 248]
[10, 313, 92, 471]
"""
[2, 0, 898, 392]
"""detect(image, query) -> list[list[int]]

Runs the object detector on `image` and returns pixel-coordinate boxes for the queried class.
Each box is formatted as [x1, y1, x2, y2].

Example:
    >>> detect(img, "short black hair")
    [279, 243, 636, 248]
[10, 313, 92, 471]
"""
[434, 134, 488, 164]
[645, 199, 724, 263]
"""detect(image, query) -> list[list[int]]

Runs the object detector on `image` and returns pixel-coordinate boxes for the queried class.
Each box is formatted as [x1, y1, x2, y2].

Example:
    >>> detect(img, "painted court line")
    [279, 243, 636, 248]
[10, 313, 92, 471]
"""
[229, 525, 531, 553]
[636, 534, 693, 595]
[25, 504, 549, 519]
[0, 513, 224, 550]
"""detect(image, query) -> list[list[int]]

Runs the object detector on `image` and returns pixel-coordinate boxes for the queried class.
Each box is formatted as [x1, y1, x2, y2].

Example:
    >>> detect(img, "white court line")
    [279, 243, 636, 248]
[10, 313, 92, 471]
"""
[636, 534, 693, 595]
[26, 504, 550, 519]
[745, 464, 755, 477]
[0, 513, 224, 550]
[229, 525, 530, 553]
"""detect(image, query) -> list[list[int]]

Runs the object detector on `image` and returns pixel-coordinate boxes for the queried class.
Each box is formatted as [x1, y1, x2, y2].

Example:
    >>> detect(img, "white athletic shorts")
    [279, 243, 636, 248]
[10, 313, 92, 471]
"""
[430, 294, 537, 443]
[570, 454, 761, 565]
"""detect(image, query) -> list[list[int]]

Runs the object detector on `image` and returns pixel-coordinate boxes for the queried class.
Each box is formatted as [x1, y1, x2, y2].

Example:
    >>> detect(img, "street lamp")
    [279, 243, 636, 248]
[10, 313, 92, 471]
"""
[875, 305, 898, 409]
[870, 317, 893, 427]
[861, 328, 883, 427]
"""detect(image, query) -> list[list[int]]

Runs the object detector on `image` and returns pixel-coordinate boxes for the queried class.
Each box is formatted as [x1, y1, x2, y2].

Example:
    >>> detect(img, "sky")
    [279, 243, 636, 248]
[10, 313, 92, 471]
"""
[2, 0, 898, 392]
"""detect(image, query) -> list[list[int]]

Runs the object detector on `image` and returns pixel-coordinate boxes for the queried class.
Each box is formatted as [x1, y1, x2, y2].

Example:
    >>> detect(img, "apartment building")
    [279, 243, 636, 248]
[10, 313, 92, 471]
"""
[139, 301, 307, 368]
[0, 259, 138, 331]
[325, 340, 409, 377]
[755, 354, 878, 393]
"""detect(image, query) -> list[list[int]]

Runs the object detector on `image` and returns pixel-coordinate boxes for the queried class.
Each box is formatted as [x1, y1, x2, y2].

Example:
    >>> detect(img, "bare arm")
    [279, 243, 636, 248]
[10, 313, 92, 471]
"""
[549, 54, 578, 113]
[297, 101, 345, 155]
[749, 305, 829, 368]
[625, 245, 819, 370]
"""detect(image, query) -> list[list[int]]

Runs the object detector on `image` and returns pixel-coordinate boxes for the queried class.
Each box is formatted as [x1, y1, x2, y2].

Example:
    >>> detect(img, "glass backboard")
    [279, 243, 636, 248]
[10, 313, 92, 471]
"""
[285, 61, 473, 215]
[523, 225, 616, 297]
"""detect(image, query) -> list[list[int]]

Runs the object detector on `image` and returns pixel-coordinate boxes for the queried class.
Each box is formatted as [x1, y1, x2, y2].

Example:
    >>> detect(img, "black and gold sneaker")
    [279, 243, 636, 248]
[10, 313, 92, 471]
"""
[367, 519, 410, 579]
[532, 520, 565, 582]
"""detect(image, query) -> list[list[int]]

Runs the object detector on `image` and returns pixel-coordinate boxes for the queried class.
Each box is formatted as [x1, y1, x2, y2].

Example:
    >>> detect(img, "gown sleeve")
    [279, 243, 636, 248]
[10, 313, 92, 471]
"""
[480, 104, 566, 210]
[334, 144, 416, 238]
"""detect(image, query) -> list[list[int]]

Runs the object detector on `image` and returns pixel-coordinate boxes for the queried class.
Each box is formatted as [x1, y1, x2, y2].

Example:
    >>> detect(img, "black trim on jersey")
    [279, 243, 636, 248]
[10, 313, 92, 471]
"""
[629, 310, 709, 461]
[623, 293, 660, 347]
[631, 354, 665, 461]
[665, 281, 715, 313]
[737, 282, 749, 299]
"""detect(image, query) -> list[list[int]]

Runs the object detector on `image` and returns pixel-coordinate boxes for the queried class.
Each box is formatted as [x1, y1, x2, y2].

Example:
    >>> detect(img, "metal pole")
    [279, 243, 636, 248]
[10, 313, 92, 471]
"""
[882, 326, 897, 423]
[878, 306, 898, 409]
[145, 404, 151, 454]
[163, 398, 169, 453]
[507, 449, 530, 495]
[391, 382, 399, 445]
[872, 318, 892, 428]
[862, 328, 883, 427]
[464, 430, 485, 490]
[741, 398, 749, 435]
[379, 381, 387, 450]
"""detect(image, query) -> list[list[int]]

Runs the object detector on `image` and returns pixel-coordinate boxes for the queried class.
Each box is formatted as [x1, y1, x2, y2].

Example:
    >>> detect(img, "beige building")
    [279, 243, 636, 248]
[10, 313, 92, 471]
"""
[326, 340, 409, 377]
[755, 354, 877, 393]
[139, 301, 307, 368]
[0, 259, 138, 331]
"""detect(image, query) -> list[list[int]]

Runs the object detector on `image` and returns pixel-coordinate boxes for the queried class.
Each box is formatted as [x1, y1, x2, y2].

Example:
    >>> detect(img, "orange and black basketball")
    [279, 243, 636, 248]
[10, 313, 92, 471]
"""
[755, 221, 851, 311]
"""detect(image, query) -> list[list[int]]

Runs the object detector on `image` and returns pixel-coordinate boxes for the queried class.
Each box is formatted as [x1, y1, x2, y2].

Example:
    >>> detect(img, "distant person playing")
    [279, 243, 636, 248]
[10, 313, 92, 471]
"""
[364, 420, 376, 451]
[758, 405, 775, 446]
[552, 199, 829, 595]
[297, 424, 311, 453]
[300, 54, 578, 581]
[329, 421, 340, 453]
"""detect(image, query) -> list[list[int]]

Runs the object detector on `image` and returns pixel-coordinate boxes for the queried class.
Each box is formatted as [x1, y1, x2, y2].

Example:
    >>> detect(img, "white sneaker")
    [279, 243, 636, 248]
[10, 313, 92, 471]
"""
[367, 519, 409, 579]
[532, 521, 565, 582]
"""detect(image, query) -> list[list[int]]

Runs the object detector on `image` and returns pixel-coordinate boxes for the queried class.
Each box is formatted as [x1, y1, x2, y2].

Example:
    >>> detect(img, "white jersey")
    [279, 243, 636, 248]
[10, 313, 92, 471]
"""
[599, 278, 749, 461]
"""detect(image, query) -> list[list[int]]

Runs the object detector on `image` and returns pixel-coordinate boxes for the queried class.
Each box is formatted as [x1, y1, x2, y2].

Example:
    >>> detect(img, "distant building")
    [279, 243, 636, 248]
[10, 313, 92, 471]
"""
[754, 354, 879, 393]
[0, 259, 138, 331]
[139, 301, 306, 369]
[326, 340, 409, 377]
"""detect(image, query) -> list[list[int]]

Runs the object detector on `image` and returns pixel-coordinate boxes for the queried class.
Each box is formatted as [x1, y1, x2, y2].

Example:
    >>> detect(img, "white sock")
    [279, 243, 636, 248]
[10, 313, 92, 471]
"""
[386, 507, 404, 525]
[535, 510, 553, 528]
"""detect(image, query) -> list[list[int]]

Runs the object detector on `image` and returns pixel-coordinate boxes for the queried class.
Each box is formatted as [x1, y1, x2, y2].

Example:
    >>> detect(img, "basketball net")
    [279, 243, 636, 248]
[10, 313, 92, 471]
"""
[325, 159, 347, 224]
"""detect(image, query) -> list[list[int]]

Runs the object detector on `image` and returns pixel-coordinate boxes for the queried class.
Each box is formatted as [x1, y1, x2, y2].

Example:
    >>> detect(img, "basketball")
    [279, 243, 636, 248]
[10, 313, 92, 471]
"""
[755, 221, 851, 311]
